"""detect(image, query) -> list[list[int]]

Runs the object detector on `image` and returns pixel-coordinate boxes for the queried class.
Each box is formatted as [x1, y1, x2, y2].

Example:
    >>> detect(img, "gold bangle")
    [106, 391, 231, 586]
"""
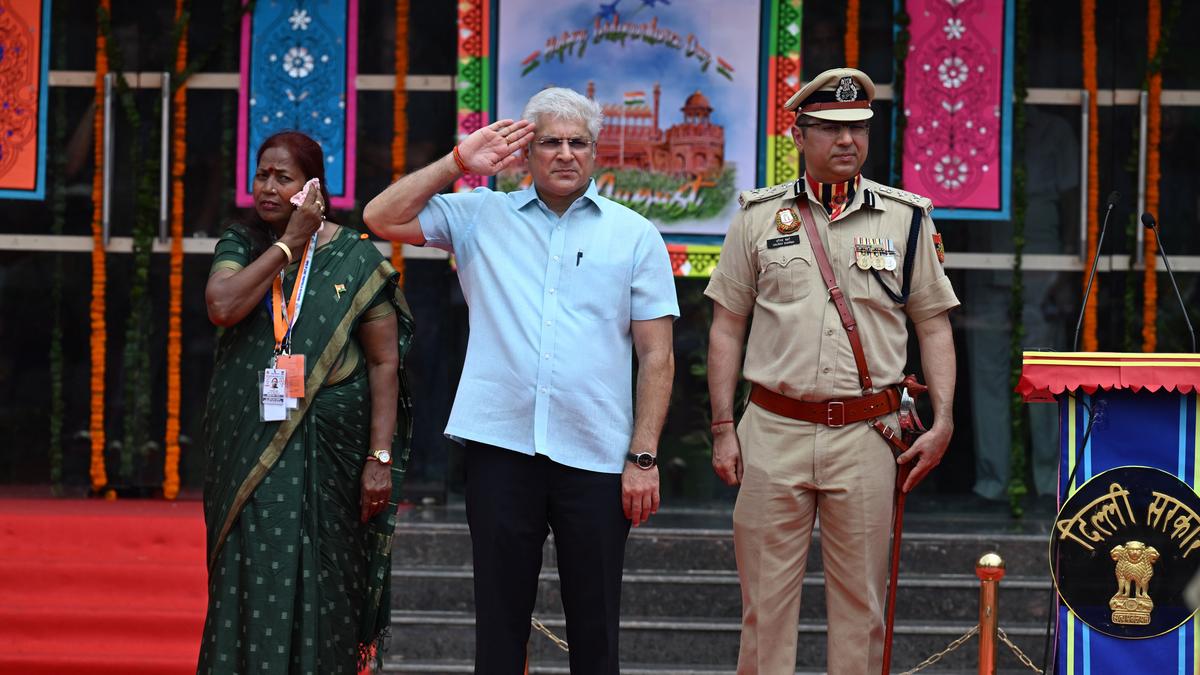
[272, 240, 293, 264]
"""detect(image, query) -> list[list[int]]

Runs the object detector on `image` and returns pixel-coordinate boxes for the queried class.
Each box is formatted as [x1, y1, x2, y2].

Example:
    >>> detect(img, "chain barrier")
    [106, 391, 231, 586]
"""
[530, 617, 569, 653]
[896, 624, 979, 675]
[528, 614, 1041, 673]
[894, 624, 1044, 675]
[998, 627, 1044, 673]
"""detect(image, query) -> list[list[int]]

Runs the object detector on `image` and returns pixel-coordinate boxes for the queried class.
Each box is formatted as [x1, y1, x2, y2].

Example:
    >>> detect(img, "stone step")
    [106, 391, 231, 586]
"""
[395, 522, 1051, 578]
[382, 661, 817, 674]
[388, 610, 1050, 672]
[382, 662, 1038, 675]
[393, 566, 1053, 623]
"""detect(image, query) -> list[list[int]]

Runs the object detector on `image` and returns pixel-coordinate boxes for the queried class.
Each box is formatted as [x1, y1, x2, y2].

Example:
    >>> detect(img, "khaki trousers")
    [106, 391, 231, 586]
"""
[733, 402, 898, 675]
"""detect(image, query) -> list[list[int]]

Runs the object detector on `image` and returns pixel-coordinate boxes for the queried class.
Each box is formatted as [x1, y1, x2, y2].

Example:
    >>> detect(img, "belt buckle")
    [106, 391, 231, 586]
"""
[826, 401, 846, 427]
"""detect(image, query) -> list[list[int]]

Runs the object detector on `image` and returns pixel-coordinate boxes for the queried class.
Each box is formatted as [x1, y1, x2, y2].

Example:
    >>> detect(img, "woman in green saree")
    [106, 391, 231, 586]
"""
[198, 131, 414, 674]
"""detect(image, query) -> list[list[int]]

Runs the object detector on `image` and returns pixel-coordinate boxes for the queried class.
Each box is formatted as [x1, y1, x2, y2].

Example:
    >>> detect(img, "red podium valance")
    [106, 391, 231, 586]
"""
[1017, 351, 1200, 402]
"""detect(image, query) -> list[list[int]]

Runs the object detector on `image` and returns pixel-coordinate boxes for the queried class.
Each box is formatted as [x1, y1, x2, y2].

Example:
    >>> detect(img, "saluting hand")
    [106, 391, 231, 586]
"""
[456, 119, 535, 176]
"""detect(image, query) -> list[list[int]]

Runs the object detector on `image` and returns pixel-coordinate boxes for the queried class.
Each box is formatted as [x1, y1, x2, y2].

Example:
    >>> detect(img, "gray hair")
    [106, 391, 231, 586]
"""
[522, 87, 604, 140]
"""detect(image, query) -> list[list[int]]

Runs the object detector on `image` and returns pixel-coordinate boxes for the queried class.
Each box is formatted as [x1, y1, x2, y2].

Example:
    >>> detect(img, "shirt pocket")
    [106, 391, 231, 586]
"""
[757, 245, 813, 303]
[847, 255, 903, 309]
[566, 258, 629, 321]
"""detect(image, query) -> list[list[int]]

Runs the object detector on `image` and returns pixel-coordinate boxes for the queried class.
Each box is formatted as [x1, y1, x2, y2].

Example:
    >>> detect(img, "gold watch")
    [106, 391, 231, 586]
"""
[367, 448, 393, 465]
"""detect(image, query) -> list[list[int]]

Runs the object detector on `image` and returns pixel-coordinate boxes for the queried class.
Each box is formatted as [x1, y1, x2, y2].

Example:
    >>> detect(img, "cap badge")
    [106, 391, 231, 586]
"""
[835, 76, 859, 103]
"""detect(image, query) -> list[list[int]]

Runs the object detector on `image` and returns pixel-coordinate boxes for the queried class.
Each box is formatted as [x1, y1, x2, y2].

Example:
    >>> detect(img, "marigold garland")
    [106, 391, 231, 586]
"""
[1141, 0, 1162, 352]
[844, 0, 860, 69]
[1080, 0, 1100, 352]
[163, 0, 189, 500]
[389, 0, 410, 284]
[89, 1, 111, 493]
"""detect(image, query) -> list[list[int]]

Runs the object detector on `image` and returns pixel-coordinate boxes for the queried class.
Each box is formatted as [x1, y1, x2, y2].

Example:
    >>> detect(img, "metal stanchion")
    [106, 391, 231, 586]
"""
[976, 552, 1006, 675]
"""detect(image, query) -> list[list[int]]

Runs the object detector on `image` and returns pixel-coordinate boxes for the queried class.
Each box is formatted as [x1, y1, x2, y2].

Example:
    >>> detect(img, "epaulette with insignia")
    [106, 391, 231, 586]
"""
[738, 182, 793, 209]
[871, 184, 933, 214]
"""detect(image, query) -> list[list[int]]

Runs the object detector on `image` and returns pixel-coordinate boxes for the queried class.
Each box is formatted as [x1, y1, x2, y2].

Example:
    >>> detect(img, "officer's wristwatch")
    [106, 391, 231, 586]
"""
[367, 449, 393, 465]
[626, 451, 657, 470]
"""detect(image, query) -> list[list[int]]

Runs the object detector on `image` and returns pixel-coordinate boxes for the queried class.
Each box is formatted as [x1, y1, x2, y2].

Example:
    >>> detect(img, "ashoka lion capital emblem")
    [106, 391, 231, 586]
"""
[1110, 541, 1160, 625]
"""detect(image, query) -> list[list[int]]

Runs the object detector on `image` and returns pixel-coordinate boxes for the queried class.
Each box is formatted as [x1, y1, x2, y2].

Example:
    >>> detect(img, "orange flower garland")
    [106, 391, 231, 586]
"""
[389, 0, 410, 284]
[844, 0, 860, 69]
[163, 0, 189, 500]
[90, 0, 111, 493]
[1080, 0, 1100, 352]
[1142, 0, 1161, 352]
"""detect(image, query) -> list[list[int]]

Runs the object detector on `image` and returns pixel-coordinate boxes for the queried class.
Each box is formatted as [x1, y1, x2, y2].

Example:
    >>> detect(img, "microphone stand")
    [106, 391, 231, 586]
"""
[1144, 213, 1197, 352]
[1073, 194, 1118, 352]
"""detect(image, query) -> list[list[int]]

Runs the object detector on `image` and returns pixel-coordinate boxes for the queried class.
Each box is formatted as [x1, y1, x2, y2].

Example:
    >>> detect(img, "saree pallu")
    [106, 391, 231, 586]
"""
[198, 226, 414, 674]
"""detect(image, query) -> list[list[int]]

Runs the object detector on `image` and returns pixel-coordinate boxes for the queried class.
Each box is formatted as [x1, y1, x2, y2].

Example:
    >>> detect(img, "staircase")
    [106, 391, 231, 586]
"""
[383, 503, 1055, 674]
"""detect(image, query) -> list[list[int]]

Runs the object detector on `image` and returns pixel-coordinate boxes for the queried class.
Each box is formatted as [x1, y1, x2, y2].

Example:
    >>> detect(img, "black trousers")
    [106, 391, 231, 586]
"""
[464, 441, 630, 675]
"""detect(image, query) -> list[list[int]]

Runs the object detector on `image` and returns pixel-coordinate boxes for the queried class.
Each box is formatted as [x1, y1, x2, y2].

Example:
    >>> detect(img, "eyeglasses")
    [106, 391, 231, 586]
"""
[534, 136, 595, 153]
[797, 122, 871, 138]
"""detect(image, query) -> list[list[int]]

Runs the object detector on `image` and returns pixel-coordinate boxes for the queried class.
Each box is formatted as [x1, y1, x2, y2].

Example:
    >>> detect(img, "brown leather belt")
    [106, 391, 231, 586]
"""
[749, 384, 901, 428]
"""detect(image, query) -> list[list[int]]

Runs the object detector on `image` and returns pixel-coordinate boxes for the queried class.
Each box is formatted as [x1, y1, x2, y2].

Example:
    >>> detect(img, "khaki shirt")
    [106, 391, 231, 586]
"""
[705, 176, 960, 401]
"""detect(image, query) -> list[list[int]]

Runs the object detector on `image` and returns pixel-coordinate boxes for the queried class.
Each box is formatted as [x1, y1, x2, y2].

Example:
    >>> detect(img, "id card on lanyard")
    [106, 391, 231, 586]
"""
[260, 230, 318, 421]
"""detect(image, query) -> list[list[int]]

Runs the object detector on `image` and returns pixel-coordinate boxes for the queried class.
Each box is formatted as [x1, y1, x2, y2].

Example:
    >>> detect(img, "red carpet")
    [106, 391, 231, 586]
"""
[0, 498, 208, 675]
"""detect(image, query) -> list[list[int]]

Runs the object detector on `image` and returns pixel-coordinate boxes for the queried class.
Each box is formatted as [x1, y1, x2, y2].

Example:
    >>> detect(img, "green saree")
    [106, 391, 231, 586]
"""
[198, 224, 414, 675]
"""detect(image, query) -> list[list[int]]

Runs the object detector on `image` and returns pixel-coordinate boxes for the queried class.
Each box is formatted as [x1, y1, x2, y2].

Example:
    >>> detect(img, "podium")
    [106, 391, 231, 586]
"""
[1018, 352, 1200, 674]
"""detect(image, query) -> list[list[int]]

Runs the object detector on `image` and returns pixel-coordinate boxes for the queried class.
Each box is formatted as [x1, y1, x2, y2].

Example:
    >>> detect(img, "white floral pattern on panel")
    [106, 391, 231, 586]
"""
[937, 56, 968, 88]
[933, 154, 969, 190]
[902, 0, 1005, 208]
[288, 9, 312, 31]
[284, 47, 315, 78]
[943, 18, 965, 39]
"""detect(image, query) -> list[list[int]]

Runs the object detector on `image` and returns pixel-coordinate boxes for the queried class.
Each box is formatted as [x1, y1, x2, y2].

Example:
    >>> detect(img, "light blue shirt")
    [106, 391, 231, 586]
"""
[419, 180, 680, 473]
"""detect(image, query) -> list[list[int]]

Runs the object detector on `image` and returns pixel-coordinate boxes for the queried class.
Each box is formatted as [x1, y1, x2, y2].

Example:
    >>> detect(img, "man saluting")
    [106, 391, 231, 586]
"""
[364, 87, 679, 675]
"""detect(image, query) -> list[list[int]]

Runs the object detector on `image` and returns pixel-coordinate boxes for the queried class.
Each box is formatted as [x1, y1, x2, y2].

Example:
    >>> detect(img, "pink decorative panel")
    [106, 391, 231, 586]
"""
[902, 0, 1012, 218]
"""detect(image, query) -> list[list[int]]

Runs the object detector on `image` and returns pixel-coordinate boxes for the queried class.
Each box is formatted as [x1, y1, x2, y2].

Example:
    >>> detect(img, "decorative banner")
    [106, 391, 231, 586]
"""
[455, 0, 490, 192]
[899, 0, 1013, 220]
[764, 0, 803, 194]
[0, 0, 50, 200]
[667, 243, 721, 277]
[236, 0, 358, 209]
[458, 0, 801, 238]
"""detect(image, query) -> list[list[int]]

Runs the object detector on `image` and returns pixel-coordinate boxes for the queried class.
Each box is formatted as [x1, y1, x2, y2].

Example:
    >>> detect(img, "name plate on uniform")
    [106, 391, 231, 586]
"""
[766, 235, 800, 249]
[1051, 466, 1200, 639]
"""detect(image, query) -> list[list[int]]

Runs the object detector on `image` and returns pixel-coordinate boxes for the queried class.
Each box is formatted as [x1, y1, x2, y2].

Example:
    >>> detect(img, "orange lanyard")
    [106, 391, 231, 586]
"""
[270, 233, 316, 354]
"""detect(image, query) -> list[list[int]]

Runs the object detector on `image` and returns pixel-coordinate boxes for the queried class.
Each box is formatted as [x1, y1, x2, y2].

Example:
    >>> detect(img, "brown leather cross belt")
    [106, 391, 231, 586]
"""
[749, 384, 901, 428]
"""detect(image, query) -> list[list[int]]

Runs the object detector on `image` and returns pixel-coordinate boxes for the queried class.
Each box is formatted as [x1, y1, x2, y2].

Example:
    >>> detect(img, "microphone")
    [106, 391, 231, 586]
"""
[1073, 191, 1120, 352]
[1142, 212, 1197, 352]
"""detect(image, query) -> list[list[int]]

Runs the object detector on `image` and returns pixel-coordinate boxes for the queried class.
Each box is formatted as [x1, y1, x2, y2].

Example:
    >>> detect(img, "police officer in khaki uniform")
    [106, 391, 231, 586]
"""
[705, 68, 960, 674]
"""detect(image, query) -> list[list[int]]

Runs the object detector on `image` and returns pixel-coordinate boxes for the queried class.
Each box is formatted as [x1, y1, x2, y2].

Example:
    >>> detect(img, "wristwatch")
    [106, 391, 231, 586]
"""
[367, 448, 393, 465]
[626, 451, 657, 470]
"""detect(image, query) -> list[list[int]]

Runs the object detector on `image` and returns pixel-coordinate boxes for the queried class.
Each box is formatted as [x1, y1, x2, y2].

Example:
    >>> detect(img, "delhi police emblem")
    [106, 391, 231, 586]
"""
[834, 76, 859, 102]
[775, 208, 800, 234]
